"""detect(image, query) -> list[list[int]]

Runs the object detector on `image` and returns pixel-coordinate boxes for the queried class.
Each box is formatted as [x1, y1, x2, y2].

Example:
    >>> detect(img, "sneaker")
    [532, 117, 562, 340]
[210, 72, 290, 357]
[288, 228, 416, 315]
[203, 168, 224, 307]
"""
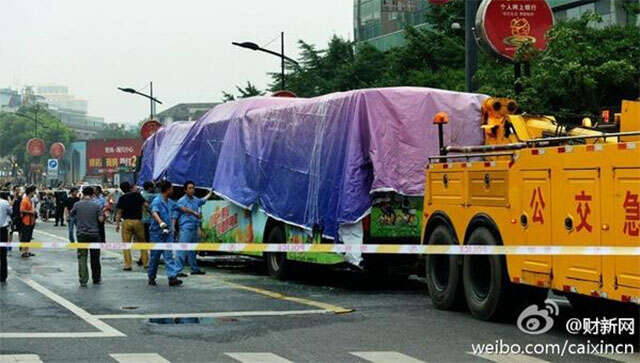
[148, 279, 157, 286]
[191, 270, 205, 275]
[168, 277, 183, 287]
[80, 282, 88, 287]
[123, 267, 132, 271]
[93, 280, 101, 285]
[177, 272, 188, 278]
[20, 253, 29, 258]
[28, 253, 35, 257]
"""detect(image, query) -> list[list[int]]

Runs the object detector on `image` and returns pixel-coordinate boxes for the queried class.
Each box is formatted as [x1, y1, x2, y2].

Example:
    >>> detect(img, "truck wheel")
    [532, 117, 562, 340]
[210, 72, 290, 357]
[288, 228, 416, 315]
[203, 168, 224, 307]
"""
[462, 227, 510, 321]
[425, 225, 464, 310]
[265, 226, 289, 280]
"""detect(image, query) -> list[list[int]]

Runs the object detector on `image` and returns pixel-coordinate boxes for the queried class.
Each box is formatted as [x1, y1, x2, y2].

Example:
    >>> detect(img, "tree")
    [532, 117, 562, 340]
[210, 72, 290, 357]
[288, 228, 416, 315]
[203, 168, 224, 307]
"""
[0, 105, 75, 182]
[96, 123, 138, 139]
[222, 81, 265, 102]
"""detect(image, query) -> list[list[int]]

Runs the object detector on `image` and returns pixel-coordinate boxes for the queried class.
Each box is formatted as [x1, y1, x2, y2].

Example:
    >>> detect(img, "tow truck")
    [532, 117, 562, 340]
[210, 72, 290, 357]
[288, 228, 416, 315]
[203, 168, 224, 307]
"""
[421, 97, 640, 320]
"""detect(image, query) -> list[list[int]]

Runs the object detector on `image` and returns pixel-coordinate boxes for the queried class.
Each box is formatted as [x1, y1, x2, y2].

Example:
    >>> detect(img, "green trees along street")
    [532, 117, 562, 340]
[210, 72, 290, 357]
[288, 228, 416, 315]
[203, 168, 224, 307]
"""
[225, 6, 639, 123]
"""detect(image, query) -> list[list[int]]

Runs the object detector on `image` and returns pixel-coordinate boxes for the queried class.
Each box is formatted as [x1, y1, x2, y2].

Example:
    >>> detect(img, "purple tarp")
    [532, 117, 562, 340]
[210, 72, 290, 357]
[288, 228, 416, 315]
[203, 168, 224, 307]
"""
[165, 97, 305, 188]
[213, 87, 488, 239]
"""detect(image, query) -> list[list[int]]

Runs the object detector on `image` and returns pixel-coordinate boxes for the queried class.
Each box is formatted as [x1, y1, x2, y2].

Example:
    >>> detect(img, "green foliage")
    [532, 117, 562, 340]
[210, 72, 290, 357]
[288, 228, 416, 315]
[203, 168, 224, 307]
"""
[222, 81, 265, 102]
[96, 123, 137, 139]
[0, 105, 75, 177]
[226, 8, 639, 123]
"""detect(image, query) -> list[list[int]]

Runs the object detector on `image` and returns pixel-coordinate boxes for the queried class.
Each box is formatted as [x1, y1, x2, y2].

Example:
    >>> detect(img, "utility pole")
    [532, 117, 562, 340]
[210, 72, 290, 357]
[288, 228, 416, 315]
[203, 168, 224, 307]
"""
[465, 0, 480, 92]
[281, 32, 286, 90]
[150, 81, 154, 120]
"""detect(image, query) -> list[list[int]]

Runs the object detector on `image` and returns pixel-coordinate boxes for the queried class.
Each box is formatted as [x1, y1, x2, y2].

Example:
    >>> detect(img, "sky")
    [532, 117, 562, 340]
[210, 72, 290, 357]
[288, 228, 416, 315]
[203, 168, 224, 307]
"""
[0, 0, 353, 125]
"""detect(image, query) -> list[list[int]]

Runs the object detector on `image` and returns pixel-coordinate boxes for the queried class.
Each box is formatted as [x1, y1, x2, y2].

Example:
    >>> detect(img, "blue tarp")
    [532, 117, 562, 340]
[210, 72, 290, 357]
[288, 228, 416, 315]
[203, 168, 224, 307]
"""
[138, 121, 196, 185]
[212, 87, 487, 239]
[164, 97, 304, 188]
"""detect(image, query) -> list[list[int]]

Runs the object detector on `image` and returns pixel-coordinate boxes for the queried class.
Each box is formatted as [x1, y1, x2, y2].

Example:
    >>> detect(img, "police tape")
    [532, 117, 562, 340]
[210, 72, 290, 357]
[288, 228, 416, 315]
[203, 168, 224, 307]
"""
[0, 242, 639, 255]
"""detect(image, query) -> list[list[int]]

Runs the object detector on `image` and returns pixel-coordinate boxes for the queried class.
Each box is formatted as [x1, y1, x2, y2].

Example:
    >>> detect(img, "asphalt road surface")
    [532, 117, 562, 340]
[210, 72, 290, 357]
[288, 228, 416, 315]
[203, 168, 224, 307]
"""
[0, 220, 638, 362]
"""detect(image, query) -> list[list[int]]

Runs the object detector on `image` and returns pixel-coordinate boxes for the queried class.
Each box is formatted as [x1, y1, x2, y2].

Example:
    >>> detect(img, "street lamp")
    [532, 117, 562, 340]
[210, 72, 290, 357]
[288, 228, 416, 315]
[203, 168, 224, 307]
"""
[232, 32, 299, 90]
[118, 82, 163, 120]
[16, 104, 49, 138]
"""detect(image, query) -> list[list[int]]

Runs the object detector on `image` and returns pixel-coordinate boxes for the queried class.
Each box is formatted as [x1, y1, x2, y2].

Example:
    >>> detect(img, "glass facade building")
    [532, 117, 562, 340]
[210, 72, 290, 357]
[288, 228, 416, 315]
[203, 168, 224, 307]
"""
[355, 0, 639, 51]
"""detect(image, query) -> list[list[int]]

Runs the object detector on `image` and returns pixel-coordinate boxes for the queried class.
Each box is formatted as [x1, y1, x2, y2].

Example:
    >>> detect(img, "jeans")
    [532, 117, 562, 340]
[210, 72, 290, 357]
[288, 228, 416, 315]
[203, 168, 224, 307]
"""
[1, 227, 8, 282]
[177, 225, 200, 272]
[76, 232, 101, 284]
[147, 230, 180, 280]
[68, 217, 77, 242]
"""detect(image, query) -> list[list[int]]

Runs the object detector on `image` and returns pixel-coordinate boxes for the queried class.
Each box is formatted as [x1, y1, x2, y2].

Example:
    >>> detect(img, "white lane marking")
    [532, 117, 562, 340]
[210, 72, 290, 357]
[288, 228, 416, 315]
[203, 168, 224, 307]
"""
[226, 353, 293, 363]
[0, 355, 43, 363]
[469, 353, 548, 363]
[351, 351, 426, 363]
[110, 353, 170, 363]
[596, 353, 640, 363]
[0, 277, 125, 338]
[95, 309, 329, 319]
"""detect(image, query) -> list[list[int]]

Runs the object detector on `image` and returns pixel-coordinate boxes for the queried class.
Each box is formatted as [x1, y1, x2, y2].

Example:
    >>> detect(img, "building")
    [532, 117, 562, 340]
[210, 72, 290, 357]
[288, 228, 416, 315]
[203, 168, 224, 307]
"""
[0, 88, 22, 112]
[36, 84, 106, 140]
[549, 0, 640, 27]
[155, 102, 219, 125]
[354, 0, 640, 51]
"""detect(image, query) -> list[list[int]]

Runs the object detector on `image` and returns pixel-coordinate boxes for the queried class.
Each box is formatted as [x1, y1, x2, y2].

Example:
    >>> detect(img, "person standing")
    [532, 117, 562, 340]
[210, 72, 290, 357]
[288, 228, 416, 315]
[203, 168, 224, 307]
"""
[0, 193, 13, 283]
[64, 188, 80, 242]
[19, 186, 37, 258]
[94, 186, 106, 242]
[54, 189, 66, 227]
[147, 180, 182, 287]
[10, 186, 21, 243]
[140, 182, 157, 244]
[70, 186, 104, 287]
[115, 181, 149, 271]
[175, 181, 211, 275]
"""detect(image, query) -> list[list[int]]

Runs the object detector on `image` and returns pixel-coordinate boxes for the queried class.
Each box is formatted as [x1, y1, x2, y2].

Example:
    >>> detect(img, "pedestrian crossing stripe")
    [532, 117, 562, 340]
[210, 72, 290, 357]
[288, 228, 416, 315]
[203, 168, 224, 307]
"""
[2, 352, 638, 363]
[1, 242, 640, 256]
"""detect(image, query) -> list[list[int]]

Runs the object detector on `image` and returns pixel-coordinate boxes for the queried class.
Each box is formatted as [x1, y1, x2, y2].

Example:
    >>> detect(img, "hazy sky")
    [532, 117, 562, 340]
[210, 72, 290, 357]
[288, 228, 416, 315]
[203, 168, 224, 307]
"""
[0, 1, 353, 124]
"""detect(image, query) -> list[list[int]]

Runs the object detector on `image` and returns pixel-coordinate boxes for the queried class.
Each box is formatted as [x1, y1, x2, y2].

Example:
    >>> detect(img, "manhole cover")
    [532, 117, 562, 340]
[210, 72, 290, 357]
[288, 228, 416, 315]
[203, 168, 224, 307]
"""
[120, 306, 139, 310]
[148, 317, 201, 325]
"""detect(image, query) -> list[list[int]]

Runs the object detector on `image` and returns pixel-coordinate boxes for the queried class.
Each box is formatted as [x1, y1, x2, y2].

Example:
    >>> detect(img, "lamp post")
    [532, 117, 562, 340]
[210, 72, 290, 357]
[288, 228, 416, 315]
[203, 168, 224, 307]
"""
[232, 32, 299, 90]
[15, 104, 47, 138]
[118, 82, 164, 120]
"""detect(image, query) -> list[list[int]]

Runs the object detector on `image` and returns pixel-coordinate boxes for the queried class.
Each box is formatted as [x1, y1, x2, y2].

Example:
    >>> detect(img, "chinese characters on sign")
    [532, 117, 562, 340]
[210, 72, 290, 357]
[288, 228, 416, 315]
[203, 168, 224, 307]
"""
[86, 138, 142, 176]
[529, 187, 545, 224]
[623, 191, 639, 236]
[575, 191, 592, 233]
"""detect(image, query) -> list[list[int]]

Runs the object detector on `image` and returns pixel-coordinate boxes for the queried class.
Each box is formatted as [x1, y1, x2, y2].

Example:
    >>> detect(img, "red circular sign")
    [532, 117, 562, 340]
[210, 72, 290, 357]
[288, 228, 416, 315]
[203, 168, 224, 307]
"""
[476, 0, 554, 61]
[26, 138, 45, 157]
[49, 142, 66, 159]
[140, 120, 162, 140]
[272, 90, 297, 98]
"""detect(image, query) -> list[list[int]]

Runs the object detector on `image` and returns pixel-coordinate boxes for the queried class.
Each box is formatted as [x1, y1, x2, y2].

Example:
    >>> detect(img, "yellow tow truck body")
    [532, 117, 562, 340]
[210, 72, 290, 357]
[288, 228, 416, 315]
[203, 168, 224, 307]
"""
[421, 98, 640, 320]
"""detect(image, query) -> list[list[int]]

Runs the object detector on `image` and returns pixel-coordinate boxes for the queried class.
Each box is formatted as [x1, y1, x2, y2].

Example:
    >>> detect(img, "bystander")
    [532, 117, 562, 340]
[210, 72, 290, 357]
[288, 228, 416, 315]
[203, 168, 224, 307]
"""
[70, 186, 104, 287]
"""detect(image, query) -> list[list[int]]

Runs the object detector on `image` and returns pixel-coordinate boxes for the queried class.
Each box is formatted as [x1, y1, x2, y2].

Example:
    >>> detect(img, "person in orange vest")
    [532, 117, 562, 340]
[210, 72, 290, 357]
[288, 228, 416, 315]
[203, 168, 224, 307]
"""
[19, 185, 37, 258]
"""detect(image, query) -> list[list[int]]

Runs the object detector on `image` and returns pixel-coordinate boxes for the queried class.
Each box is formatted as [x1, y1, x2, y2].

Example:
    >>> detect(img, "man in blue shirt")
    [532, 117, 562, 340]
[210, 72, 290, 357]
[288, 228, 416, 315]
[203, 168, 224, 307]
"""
[93, 186, 107, 243]
[175, 181, 212, 275]
[147, 180, 182, 287]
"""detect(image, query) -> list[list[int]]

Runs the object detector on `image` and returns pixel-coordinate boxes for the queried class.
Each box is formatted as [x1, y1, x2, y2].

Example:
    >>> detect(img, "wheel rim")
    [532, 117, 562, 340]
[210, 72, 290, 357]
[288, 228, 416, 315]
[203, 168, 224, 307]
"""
[469, 255, 491, 300]
[430, 255, 450, 291]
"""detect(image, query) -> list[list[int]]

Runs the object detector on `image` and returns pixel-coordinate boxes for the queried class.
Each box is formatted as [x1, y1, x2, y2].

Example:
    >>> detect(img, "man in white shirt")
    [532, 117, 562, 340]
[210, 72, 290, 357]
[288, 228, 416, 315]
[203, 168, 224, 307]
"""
[0, 193, 13, 283]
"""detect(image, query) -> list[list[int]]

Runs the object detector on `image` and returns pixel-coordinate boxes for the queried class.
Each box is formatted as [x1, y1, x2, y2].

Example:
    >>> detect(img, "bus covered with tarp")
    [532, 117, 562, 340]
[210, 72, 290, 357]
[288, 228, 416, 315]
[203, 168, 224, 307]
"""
[138, 87, 487, 277]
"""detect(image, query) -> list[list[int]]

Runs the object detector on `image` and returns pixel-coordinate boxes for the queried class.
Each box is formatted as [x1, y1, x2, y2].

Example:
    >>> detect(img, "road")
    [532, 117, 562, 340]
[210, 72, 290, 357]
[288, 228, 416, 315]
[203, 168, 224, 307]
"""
[0, 220, 638, 362]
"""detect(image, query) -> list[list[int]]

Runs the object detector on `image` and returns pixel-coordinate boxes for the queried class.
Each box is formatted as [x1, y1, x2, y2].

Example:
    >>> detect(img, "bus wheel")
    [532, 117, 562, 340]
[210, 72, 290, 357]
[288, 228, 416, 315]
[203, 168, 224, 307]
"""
[425, 225, 464, 311]
[462, 227, 509, 321]
[265, 226, 289, 280]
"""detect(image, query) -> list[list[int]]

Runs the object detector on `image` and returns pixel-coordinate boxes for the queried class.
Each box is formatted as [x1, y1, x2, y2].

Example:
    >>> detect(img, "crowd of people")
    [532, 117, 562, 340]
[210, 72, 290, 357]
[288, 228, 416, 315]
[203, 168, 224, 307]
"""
[0, 179, 211, 287]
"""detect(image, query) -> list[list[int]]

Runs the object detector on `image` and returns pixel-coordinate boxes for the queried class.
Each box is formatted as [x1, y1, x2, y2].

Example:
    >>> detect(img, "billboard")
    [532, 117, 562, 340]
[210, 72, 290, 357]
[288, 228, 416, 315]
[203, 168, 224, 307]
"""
[86, 138, 143, 176]
[476, 0, 554, 61]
